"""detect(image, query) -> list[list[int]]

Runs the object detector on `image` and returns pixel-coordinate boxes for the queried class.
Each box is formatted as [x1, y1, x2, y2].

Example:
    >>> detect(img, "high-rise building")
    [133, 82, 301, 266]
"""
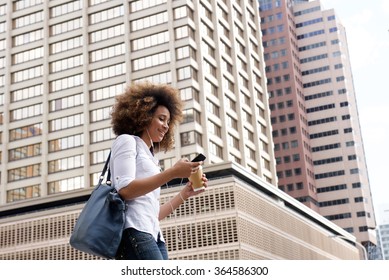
[259, 0, 377, 254]
[0, 0, 360, 260]
[375, 204, 389, 260]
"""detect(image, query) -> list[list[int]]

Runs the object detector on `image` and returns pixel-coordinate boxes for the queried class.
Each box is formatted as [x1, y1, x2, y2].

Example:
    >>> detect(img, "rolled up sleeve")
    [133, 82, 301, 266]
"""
[111, 135, 137, 191]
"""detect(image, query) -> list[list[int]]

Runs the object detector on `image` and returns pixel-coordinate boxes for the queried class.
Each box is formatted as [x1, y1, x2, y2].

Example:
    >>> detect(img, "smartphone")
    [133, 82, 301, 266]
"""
[191, 153, 206, 162]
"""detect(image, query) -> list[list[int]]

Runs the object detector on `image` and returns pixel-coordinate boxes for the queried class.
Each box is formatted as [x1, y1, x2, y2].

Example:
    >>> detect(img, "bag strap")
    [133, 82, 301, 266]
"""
[98, 152, 111, 186]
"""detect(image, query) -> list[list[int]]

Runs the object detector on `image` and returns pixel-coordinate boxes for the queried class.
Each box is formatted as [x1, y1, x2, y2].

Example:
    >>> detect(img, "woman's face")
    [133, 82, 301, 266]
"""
[143, 105, 170, 145]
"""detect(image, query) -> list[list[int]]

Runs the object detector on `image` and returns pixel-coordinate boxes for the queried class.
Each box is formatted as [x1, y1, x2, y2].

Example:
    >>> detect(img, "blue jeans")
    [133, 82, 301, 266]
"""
[115, 228, 168, 260]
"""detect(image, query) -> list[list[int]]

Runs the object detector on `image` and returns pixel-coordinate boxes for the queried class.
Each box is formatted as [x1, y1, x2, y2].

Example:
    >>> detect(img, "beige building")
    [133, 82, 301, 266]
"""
[0, 0, 361, 259]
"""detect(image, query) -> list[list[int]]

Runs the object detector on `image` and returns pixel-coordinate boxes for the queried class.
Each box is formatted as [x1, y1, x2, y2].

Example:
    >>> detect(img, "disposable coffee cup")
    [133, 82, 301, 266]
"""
[189, 165, 205, 191]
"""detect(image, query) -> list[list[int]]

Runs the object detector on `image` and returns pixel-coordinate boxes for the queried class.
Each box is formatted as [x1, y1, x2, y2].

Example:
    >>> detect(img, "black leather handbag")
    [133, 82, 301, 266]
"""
[70, 152, 126, 259]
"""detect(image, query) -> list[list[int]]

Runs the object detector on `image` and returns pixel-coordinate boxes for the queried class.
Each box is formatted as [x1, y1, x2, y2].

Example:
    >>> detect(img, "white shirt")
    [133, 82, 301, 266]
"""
[110, 134, 163, 241]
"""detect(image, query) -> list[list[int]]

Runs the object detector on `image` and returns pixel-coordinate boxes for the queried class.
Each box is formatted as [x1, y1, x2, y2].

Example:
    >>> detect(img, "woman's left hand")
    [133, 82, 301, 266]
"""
[180, 173, 208, 200]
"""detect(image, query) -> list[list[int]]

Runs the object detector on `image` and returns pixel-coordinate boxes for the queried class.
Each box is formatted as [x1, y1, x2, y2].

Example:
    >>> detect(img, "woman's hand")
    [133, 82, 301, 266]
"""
[180, 173, 208, 200]
[171, 158, 202, 179]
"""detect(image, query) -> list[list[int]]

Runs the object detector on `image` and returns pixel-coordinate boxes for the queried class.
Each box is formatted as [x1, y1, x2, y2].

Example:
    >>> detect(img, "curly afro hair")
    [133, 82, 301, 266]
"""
[111, 82, 183, 151]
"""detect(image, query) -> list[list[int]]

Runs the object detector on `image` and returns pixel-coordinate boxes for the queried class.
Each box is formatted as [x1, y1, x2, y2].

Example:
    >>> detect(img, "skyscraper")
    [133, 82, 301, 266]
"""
[0, 0, 361, 260]
[259, 0, 376, 253]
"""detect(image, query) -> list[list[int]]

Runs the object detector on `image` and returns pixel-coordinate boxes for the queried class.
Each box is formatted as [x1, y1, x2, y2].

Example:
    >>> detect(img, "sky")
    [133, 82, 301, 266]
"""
[319, 0, 389, 224]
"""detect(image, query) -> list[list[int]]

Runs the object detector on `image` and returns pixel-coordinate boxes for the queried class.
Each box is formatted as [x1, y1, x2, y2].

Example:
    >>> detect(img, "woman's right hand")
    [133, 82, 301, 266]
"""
[171, 158, 202, 178]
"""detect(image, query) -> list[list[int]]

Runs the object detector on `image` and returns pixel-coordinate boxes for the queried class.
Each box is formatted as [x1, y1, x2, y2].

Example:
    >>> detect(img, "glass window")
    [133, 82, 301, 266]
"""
[7, 185, 40, 203]
[132, 51, 170, 71]
[50, 1, 82, 18]
[48, 154, 84, 173]
[50, 54, 83, 73]
[90, 149, 110, 165]
[131, 31, 169, 51]
[89, 5, 123, 24]
[90, 106, 111, 122]
[49, 134, 84, 152]
[48, 176, 84, 194]
[180, 131, 202, 146]
[90, 127, 115, 143]
[9, 143, 41, 161]
[8, 164, 41, 182]
[50, 36, 83, 54]
[50, 18, 82, 36]
[10, 103, 43, 121]
[50, 73, 83, 92]
[90, 83, 126, 102]
[89, 24, 124, 43]
[90, 63, 125, 82]
[13, 11, 43, 28]
[131, 11, 168, 32]
[11, 84, 43, 102]
[49, 113, 83, 132]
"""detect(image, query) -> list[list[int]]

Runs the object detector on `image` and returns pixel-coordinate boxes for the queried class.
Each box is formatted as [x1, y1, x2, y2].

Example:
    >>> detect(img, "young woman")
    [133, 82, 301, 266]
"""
[110, 82, 207, 260]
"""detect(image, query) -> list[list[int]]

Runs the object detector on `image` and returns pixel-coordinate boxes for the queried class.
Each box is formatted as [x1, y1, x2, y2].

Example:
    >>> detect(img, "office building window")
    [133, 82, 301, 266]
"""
[12, 65, 43, 83]
[180, 131, 202, 146]
[134, 71, 171, 84]
[177, 66, 198, 81]
[48, 154, 84, 173]
[9, 143, 41, 161]
[182, 108, 201, 124]
[131, 31, 169, 51]
[319, 198, 349, 207]
[180, 87, 199, 102]
[208, 120, 222, 138]
[50, 54, 83, 73]
[12, 46, 43, 64]
[246, 146, 256, 161]
[90, 149, 110, 165]
[10, 103, 42, 121]
[175, 5, 193, 20]
[9, 123, 42, 141]
[49, 93, 83, 112]
[14, 11, 43, 29]
[132, 51, 170, 71]
[13, 29, 43, 47]
[227, 134, 239, 149]
[50, 1, 82, 18]
[89, 5, 123, 25]
[90, 63, 125, 82]
[50, 36, 83, 54]
[8, 163, 41, 182]
[131, 11, 168, 32]
[206, 99, 220, 117]
[13, 0, 43, 11]
[49, 134, 84, 152]
[49, 113, 83, 132]
[89, 24, 124, 43]
[50, 73, 83, 92]
[175, 25, 194, 40]
[227, 115, 238, 130]
[90, 83, 125, 102]
[176, 45, 196, 60]
[90, 106, 111, 122]
[48, 176, 84, 194]
[51, 17, 82, 36]
[7, 185, 40, 203]
[130, 0, 167, 12]
[11, 84, 43, 102]
[90, 127, 115, 144]
[210, 141, 223, 158]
